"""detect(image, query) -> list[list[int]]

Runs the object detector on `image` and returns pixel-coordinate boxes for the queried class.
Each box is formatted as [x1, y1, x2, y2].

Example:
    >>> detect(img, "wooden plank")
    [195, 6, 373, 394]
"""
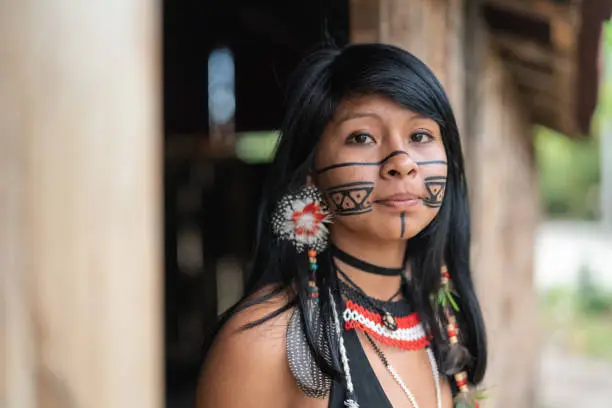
[493, 32, 558, 66]
[551, 16, 577, 52]
[505, 60, 556, 93]
[484, 0, 581, 55]
[483, 0, 574, 22]
[0, 1, 162, 407]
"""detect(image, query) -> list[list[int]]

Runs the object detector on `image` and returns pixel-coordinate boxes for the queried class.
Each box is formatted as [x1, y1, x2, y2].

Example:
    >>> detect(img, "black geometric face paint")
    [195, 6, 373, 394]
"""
[423, 176, 446, 208]
[416, 160, 447, 166]
[400, 212, 406, 238]
[316, 151, 411, 175]
[325, 181, 374, 216]
[316, 152, 447, 175]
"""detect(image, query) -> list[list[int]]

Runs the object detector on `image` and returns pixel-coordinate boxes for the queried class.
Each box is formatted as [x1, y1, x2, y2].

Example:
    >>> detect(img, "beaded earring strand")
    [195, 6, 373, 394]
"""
[271, 185, 332, 308]
[436, 266, 486, 408]
[308, 248, 319, 301]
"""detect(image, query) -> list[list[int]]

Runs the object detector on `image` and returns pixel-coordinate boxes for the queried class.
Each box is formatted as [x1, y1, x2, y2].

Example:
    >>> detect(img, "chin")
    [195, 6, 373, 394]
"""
[333, 213, 435, 242]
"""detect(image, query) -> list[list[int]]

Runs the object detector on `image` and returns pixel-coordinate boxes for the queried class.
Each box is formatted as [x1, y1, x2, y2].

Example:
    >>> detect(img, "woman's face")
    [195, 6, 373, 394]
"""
[314, 95, 448, 242]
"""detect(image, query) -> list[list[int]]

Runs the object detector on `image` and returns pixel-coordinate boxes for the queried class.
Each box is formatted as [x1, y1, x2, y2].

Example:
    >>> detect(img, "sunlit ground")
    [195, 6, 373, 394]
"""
[535, 221, 612, 408]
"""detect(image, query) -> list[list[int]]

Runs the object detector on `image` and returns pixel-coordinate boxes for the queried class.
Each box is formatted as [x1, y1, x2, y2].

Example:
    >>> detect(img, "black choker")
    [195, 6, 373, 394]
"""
[331, 245, 405, 276]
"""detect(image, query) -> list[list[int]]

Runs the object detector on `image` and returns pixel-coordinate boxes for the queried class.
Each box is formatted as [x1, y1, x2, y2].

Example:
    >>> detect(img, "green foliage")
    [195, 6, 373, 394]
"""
[535, 19, 612, 219]
[541, 279, 612, 362]
[534, 126, 600, 219]
[577, 262, 612, 316]
[592, 20, 612, 130]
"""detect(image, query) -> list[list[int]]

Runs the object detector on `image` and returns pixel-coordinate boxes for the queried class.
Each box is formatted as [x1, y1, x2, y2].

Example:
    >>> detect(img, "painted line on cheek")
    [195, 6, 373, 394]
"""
[315, 151, 410, 175]
[400, 212, 406, 238]
[416, 160, 448, 166]
[326, 181, 375, 191]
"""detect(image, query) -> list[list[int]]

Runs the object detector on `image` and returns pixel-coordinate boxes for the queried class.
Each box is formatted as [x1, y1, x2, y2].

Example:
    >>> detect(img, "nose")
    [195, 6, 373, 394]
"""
[380, 151, 418, 179]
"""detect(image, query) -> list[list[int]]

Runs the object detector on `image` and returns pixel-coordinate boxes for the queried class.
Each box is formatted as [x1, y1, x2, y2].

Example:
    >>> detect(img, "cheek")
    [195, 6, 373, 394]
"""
[418, 163, 448, 208]
[317, 169, 378, 216]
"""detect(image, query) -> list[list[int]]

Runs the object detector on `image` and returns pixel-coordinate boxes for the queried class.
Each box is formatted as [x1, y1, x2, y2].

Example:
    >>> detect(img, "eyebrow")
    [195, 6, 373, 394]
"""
[336, 111, 431, 124]
[336, 111, 383, 124]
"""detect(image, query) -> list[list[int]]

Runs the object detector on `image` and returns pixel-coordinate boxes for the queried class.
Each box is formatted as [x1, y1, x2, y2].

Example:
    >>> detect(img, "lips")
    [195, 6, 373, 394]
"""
[376, 192, 421, 202]
[374, 192, 423, 210]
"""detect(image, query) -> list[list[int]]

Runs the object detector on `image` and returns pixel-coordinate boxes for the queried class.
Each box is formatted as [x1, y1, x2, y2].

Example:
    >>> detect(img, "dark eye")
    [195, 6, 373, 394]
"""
[346, 132, 376, 145]
[410, 130, 434, 144]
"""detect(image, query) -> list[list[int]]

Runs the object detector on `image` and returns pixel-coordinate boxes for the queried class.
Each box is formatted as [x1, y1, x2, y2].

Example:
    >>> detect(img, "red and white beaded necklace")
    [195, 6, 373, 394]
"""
[334, 253, 430, 351]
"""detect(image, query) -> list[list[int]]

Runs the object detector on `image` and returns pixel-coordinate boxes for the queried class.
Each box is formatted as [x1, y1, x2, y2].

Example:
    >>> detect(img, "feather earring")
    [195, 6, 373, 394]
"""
[275, 186, 334, 398]
[271, 184, 332, 304]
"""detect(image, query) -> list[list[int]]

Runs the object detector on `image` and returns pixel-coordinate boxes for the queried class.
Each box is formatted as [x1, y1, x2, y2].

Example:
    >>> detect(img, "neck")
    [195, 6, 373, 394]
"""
[330, 228, 408, 300]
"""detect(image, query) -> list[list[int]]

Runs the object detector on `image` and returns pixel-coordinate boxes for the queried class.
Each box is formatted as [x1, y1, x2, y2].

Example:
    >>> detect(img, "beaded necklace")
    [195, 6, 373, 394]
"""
[336, 266, 441, 408]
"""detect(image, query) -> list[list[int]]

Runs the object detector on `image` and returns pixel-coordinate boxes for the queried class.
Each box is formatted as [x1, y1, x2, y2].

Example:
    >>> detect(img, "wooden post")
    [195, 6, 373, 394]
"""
[0, 1, 162, 407]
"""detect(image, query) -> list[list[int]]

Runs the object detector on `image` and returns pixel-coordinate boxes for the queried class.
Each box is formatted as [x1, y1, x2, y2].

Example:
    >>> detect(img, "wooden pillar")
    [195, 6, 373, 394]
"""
[0, 1, 162, 408]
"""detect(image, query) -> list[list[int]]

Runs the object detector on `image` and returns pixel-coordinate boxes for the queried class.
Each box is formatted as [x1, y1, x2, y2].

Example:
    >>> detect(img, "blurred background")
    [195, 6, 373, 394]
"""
[2, 1, 612, 408]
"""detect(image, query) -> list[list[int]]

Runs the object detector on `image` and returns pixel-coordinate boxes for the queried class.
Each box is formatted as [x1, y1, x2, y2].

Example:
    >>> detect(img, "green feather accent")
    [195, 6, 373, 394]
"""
[437, 286, 460, 312]
[447, 289, 460, 311]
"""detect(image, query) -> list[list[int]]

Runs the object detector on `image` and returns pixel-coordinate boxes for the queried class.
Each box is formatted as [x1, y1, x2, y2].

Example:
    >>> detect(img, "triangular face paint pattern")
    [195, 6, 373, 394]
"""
[423, 176, 446, 208]
[325, 181, 375, 216]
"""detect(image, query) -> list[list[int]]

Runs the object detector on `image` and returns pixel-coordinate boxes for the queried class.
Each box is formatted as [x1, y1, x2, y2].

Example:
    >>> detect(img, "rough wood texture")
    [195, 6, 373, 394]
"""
[0, 1, 162, 407]
[467, 49, 540, 408]
[484, 0, 589, 136]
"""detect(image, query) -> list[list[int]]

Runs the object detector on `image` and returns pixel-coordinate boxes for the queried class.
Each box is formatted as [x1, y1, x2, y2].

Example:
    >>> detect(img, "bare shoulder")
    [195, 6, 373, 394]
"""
[196, 286, 298, 408]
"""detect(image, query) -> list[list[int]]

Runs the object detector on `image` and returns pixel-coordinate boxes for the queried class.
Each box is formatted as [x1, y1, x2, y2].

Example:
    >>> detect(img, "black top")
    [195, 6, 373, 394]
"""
[328, 328, 394, 408]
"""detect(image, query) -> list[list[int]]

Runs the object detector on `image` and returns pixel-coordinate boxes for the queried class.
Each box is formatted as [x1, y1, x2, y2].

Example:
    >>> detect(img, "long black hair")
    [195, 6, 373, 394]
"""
[218, 43, 487, 385]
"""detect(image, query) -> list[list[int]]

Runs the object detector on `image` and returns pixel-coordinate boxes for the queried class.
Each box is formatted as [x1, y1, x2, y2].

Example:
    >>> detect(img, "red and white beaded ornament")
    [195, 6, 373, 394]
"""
[343, 300, 430, 351]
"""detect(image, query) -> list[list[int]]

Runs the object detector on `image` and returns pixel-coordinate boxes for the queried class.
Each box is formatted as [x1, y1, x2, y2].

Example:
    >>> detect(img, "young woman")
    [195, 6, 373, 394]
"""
[197, 43, 487, 408]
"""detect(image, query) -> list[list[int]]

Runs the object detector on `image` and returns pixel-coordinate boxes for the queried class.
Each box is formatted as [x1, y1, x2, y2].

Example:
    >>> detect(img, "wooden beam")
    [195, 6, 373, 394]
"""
[551, 15, 578, 53]
[0, 1, 162, 407]
[483, 0, 575, 22]
[493, 33, 558, 66]
[505, 60, 556, 94]
[484, 0, 581, 55]
[523, 91, 576, 135]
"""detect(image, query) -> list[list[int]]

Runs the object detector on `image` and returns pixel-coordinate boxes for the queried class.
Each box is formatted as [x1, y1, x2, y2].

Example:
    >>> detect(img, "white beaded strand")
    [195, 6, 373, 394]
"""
[365, 333, 442, 408]
[329, 289, 359, 408]
[427, 347, 443, 408]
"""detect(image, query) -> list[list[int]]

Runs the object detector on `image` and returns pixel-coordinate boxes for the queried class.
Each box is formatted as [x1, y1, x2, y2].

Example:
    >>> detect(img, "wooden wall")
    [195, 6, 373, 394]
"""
[468, 49, 540, 408]
[350, 1, 541, 406]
